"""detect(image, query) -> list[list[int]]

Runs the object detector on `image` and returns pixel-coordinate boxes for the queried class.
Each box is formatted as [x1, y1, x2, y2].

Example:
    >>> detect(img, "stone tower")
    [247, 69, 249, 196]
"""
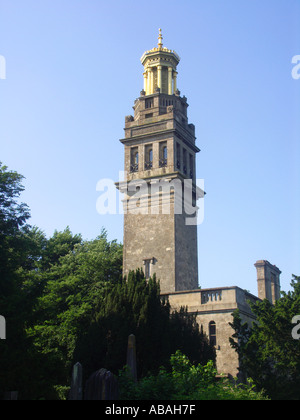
[116, 30, 201, 294]
[254, 260, 281, 304]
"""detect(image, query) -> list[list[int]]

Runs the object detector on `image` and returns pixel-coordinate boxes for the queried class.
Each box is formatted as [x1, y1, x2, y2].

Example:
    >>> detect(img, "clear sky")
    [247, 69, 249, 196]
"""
[0, 0, 299, 295]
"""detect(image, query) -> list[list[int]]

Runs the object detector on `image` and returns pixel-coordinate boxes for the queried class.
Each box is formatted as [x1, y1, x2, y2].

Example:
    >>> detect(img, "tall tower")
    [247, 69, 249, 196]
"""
[254, 260, 281, 304]
[116, 31, 201, 294]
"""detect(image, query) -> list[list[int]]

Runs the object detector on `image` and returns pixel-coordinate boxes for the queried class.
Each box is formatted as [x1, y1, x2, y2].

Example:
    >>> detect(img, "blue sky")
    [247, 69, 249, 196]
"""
[0, 0, 299, 295]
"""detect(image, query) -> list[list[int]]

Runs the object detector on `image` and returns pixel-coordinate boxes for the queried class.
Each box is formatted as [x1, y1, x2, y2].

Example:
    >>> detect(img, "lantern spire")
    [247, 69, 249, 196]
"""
[158, 28, 163, 49]
[140, 30, 180, 95]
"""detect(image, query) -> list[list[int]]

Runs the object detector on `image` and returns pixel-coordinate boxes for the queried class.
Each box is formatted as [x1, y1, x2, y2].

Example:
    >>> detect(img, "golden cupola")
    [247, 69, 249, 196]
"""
[140, 29, 180, 96]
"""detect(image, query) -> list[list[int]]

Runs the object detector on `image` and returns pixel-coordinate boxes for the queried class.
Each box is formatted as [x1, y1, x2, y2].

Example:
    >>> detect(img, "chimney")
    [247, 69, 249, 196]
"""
[254, 260, 281, 304]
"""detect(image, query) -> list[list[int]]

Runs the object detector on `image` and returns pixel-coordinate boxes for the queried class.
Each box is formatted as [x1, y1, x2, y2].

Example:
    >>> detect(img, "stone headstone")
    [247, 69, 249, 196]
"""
[4, 391, 18, 400]
[84, 368, 118, 400]
[69, 362, 83, 400]
[0, 315, 6, 340]
[126, 334, 137, 382]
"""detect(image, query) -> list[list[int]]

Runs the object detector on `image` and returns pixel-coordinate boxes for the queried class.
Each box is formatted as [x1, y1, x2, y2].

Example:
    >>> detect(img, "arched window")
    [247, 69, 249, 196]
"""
[145, 145, 153, 170]
[209, 321, 216, 347]
[130, 148, 139, 173]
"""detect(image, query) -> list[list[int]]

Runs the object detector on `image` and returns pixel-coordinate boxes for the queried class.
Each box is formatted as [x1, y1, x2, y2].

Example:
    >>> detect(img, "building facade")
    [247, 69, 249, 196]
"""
[116, 31, 281, 376]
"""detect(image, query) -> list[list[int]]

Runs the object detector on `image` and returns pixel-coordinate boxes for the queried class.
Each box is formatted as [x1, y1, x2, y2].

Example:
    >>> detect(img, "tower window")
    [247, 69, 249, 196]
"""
[176, 143, 181, 170]
[143, 257, 155, 279]
[159, 143, 167, 167]
[209, 321, 217, 347]
[145, 98, 153, 109]
[130, 148, 139, 173]
[145, 146, 153, 170]
[164, 146, 167, 160]
[144, 260, 150, 278]
[183, 149, 187, 175]
[189, 153, 194, 179]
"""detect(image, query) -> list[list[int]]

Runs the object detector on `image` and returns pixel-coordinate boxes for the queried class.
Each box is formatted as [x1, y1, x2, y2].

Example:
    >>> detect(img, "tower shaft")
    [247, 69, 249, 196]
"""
[116, 32, 201, 293]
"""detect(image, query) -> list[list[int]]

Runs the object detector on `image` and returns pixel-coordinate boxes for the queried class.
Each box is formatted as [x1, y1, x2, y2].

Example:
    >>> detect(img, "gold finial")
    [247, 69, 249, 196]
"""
[158, 28, 163, 49]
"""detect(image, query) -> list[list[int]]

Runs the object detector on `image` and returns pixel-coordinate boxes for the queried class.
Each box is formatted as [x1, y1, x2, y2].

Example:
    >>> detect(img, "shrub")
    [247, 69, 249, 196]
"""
[119, 350, 269, 400]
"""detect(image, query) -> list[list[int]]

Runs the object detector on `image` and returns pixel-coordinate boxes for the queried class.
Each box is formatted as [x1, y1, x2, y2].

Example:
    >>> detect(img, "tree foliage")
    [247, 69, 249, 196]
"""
[0, 162, 215, 399]
[4, 161, 297, 400]
[0, 162, 30, 237]
[230, 275, 300, 400]
[0, 163, 34, 397]
[119, 350, 268, 400]
[24, 229, 123, 397]
[74, 270, 215, 382]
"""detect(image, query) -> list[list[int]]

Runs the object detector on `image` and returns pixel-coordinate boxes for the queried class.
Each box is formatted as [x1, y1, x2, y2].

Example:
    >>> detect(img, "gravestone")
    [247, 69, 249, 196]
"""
[69, 362, 83, 400]
[4, 391, 18, 400]
[0, 315, 6, 340]
[84, 368, 118, 400]
[126, 334, 137, 382]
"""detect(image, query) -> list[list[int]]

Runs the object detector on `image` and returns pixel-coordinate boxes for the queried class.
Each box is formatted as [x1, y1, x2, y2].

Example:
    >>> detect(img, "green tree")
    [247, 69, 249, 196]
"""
[0, 162, 30, 236]
[75, 270, 215, 382]
[0, 162, 215, 399]
[40, 227, 82, 270]
[230, 275, 300, 400]
[0, 162, 30, 298]
[0, 163, 39, 398]
[27, 230, 123, 397]
[0, 162, 123, 399]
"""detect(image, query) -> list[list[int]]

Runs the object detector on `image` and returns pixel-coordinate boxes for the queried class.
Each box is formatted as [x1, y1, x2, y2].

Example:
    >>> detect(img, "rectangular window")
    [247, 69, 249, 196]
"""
[143, 258, 155, 279]
[145, 261, 150, 279]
